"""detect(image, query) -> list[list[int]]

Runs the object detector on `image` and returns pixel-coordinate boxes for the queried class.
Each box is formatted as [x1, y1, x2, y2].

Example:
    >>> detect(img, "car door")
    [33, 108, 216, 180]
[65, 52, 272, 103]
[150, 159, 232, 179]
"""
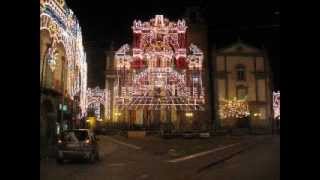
[79, 131, 91, 151]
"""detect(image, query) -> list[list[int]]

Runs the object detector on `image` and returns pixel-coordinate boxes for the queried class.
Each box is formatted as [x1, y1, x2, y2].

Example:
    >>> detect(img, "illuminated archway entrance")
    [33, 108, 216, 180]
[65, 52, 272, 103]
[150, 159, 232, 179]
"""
[87, 87, 106, 120]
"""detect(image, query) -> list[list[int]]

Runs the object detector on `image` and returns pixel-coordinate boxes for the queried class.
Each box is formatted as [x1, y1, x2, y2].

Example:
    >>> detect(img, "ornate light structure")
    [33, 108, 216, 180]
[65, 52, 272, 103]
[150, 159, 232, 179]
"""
[113, 15, 205, 111]
[47, 47, 56, 71]
[87, 87, 106, 119]
[40, 0, 88, 118]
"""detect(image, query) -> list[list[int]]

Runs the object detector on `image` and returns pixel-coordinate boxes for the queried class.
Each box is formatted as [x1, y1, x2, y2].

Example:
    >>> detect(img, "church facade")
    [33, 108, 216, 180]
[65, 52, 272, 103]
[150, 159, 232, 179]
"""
[105, 15, 211, 130]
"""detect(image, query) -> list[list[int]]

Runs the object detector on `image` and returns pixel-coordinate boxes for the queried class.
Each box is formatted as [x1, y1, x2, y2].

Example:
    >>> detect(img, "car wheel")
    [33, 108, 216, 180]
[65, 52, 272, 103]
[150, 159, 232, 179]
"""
[95, 151, 101, 161]
[88, 152, 96, 163]
[56, 158, 64, 164]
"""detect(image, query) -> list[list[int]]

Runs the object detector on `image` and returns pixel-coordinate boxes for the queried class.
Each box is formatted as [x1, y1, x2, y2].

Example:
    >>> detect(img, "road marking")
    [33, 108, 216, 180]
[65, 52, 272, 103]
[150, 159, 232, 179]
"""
[105, 136, 142, 150]
[167, 142, 242, 163]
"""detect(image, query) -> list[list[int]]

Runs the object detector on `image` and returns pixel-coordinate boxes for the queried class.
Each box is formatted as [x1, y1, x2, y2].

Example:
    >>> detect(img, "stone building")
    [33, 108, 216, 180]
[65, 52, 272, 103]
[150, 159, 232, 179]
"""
[211, 40, 273, 128]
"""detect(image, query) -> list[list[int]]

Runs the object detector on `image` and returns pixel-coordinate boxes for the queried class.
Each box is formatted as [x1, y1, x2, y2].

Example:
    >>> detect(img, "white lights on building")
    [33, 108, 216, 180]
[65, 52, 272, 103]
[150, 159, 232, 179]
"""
[87, 87, 106, 120]
[219, 97, 250, 119]
[273, 91, 280, 119]
[40, 0, 88, 118]
[112, 15, 205, 111]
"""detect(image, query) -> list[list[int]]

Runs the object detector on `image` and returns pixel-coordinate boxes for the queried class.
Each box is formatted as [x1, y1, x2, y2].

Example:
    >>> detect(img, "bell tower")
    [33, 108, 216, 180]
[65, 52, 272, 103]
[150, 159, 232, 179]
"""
[184, 6, 212, 130]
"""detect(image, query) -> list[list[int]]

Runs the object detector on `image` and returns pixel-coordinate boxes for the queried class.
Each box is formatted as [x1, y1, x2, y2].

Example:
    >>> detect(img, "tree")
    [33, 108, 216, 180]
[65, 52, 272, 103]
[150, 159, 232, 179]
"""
[219, 97, 250, 133]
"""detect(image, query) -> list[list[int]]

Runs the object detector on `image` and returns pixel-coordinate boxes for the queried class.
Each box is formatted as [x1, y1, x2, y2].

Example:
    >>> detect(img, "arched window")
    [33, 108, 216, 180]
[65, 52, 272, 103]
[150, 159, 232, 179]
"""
[236, 64, 246, 81]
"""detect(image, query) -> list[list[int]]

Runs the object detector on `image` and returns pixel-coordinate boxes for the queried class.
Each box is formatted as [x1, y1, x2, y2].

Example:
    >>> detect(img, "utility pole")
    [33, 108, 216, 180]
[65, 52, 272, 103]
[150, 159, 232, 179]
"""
[61, 56, 65, 130]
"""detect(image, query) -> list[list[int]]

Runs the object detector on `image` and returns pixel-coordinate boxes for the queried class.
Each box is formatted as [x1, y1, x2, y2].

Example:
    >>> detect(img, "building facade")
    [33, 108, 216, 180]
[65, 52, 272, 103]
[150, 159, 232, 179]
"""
[40, 0, 87, 150]
[212, 41, 273, 128]
[105, 15, 211, 130]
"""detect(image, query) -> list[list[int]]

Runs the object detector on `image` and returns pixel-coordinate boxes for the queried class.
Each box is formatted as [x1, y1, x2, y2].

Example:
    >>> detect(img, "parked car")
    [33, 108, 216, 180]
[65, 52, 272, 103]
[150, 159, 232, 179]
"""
[56, 129, 100, 164]
[199, 132, 211, 138]
[182, 131, 197, 139]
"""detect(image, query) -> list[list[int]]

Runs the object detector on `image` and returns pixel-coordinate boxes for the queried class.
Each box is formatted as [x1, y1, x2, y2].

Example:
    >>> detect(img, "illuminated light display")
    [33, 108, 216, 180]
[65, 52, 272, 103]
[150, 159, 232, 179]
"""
[219, 97, 250, 119]
[47, 47, 56, 71]
[273, 91, 280, 119]
[113, 15, 205, 111]
[40, 0, 87, 118]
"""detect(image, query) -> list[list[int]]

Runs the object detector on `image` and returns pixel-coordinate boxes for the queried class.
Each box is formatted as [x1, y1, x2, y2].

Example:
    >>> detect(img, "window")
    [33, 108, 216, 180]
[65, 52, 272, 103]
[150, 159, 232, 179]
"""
[236, 65, 246, 81]
[237, 86, 248, 100]
[61, 130, 89, 142]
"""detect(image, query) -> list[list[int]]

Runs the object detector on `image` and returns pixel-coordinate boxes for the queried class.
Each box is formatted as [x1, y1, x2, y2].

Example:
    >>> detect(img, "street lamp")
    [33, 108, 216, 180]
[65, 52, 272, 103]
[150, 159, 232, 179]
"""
[185, 112, 193, 129]
[115, 112, 122, 121]
[185, 112, 193, 117]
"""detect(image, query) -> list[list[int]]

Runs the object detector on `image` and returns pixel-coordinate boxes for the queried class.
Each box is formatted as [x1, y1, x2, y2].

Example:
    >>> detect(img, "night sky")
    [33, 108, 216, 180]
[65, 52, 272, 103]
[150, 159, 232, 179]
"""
[66, 0, 280, 91]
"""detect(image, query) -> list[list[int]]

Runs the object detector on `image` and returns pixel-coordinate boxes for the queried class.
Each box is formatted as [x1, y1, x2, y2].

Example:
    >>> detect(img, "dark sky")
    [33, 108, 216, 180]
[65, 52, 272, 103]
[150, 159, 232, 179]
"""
[66, 0, 280, 90]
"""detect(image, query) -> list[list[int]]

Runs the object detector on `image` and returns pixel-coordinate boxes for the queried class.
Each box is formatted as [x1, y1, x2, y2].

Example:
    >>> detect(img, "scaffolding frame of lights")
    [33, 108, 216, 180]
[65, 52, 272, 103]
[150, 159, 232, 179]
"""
[113, 15, 205, 111]
[273, 91, 280, 119]
[87, 87, 106, 119]
[219, 97, 250, 119]
[40, 0, 88, 118]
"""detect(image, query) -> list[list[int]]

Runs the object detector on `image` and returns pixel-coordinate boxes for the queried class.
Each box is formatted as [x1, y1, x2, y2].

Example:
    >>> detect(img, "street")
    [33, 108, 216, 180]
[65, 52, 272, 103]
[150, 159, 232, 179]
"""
[40, 135, 280, 180]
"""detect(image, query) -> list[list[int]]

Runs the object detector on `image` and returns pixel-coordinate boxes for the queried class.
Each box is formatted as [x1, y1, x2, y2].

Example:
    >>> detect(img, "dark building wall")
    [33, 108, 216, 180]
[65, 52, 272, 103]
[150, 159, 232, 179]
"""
[184, 7, 213, 130]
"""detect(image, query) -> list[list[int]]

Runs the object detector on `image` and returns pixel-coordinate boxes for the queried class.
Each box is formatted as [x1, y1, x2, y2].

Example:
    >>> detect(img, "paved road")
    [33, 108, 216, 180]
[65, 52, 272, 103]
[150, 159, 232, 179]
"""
[193, 135, 280, 180]
[40, 135, 280, 180]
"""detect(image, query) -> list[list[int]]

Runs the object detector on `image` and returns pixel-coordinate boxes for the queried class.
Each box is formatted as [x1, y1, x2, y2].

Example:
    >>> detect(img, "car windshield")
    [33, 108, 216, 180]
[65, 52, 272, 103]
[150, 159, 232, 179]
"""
[61, 130, 89, 142]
